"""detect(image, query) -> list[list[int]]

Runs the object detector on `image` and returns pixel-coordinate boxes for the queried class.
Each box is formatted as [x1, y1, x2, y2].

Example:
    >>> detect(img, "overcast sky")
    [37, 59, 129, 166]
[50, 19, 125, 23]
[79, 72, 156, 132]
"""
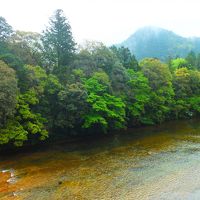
[1, 0, 200, 45]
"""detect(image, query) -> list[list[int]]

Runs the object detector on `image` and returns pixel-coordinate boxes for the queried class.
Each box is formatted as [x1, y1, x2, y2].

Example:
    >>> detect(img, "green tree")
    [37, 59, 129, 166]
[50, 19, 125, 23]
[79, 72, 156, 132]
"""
[110, 65, 129, 96]
[196, 53, 200, 70]
[0, 16, 14, 62]
[41, 9, 76, 74]
[83, 75, 126, 132]
[126, 69, 151, 125]
[0, 61, 18, 126]
[41, 74, 62, 129]
[19, 65, 47, 93]
[0, 16, 13, 42]
[70, 49, 96, 80]
[169, 58, 188, 72]
[185, 51, 196, 70]
[0, 65, 49, 146]
[0, 17, 26, 78]
[173, 67, 191, 99]
[93, 45, 121, 74]
[172, 68, 200, 118]
[140, 58, 174, 123]
[57, 83, 87, 129]
[189, 70, 200, 95]
[9, 31, 42, 66]
[0, 90, 48, 146]
[110, 46, 139, 70]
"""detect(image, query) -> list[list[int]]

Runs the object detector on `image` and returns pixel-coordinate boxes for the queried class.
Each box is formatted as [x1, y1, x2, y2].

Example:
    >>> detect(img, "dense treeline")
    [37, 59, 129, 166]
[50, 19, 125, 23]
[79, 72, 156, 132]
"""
[1, 9, 200, 147]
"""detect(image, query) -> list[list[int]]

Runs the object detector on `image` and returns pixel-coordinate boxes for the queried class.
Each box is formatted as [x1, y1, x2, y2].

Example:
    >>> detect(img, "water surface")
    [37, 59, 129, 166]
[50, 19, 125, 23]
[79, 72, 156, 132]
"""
[1, 119, 200, 200]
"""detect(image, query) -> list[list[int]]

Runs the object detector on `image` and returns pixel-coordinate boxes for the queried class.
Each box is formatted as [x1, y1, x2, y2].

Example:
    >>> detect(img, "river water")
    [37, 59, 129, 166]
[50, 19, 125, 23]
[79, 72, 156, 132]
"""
[1, 119, 200, 200]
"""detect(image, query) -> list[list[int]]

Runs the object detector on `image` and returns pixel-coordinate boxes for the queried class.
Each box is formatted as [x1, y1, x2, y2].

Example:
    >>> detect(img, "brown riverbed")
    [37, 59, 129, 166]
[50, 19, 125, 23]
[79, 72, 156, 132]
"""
[1, 119, 200, 200]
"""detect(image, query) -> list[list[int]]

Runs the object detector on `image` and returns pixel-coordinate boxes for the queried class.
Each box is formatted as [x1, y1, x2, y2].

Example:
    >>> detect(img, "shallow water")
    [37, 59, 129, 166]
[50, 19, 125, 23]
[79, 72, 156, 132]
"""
[1, 119, 200, 200]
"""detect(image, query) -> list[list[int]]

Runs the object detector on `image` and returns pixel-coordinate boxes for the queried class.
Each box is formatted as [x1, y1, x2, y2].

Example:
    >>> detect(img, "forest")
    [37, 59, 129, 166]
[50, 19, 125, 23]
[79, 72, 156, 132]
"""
[1, 9, 200, 147]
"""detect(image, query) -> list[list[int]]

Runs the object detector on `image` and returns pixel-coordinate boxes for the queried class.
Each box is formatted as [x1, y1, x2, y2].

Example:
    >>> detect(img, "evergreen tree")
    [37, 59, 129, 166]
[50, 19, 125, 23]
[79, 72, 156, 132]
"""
[0, 16, 13, 42]
[41, 9, 76, 74]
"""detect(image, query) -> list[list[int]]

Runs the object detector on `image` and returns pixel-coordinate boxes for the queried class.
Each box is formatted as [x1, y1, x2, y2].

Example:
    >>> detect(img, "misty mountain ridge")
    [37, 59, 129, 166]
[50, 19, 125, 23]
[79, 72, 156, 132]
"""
[119, 26, 200, 60]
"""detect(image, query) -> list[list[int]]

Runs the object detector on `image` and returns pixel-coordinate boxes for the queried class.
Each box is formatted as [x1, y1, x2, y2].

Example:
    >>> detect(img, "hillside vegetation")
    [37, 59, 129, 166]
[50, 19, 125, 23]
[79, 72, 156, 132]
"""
[120, 26, 200, 60]
[1, 11, 200, 147]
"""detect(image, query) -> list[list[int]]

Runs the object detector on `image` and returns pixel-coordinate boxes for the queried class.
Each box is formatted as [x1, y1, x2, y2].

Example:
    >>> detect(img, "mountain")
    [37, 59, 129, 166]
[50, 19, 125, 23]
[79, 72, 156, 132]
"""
[119, 26, 200, 61]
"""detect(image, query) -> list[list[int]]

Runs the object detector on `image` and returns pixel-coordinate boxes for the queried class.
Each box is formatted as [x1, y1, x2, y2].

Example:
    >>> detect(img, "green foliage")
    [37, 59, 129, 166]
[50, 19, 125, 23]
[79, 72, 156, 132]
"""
[171, 99, 190, 119]
[57, 82, 87, 129]
[126, 69, 151, 124]
[188, 97, 200, 113]
[19, 65, 47, 93]
[2, 13, 200, 148]
[0, 63, 49, 146]
[0, 53, 23, 71]
[140, 58, 173, 90]
[172, 68, 200, 118]
[0, 16, 13, 42]
[185, 51, 196, 70]
[110, 46, 139, 70]
[140, 58, 174, 123]
[0, 120, 28, 146]
[189, 70, 200, 95]
[173, 67, 191, 99]
[170, 58, 188, 72]
[83, 76, 126, 132]
[16, 91, 48, 140]
[0, 60, 18, 126]
[0, 91, 48, 146]
[93, 71, 110, 87]
[110, 65, 129, 96]
[196, 53, 200, 70]
[41, 9, 76, 73]
[93, 45, 121, 74]
[9, 31, 42, 66]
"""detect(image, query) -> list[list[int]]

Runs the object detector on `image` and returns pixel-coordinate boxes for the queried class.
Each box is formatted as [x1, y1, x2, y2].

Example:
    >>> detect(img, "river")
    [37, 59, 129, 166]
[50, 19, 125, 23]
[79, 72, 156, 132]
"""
[1, 119, 200, 200]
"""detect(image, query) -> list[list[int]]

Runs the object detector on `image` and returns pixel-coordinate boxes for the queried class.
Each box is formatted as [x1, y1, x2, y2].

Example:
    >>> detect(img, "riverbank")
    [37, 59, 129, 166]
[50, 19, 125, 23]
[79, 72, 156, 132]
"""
[0, 118, 198, 155]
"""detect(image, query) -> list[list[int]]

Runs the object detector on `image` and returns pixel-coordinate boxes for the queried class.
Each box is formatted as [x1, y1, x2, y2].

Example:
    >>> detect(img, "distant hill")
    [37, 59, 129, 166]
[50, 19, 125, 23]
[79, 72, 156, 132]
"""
[119, 26, 200, 61]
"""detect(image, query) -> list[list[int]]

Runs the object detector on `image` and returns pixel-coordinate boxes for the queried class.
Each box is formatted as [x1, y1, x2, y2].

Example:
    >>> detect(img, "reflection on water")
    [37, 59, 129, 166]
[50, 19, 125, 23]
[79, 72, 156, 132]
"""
[1, 119, 200, 199]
